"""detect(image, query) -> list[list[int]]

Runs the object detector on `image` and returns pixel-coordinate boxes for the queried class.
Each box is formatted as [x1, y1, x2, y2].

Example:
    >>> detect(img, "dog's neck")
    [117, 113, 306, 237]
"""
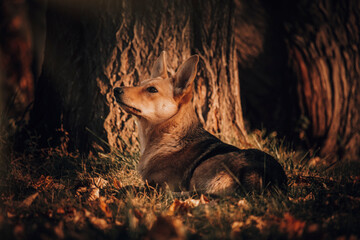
[136, 102, 200, 155]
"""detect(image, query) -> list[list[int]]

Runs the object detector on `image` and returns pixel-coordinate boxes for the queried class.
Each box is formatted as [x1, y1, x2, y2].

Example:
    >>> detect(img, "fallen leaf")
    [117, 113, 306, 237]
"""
[13, 224, 25, 239]
[129, 209, 141, 230]
[231, 215, 277, 237]
[280, 213, 306, 239]
[237, 199, 250, 210]
[133, 208, 143, 219]
[113, 178, 123, 189]
[115, 220, 124, 226]
[48, 209, 53, 218]
[308, 157, 322, 167]
[200, 194, 210, 204]
[289, 192, 315, 203]
[169, 195, 210, 216]
[184, 199, 200, 208]
[7, 211, 16, 218]
[231, 221, 245, 239]
[33, 175, 54, 190]
[92, 177, 108, 189]
[76, 187, 87, 196]
[56, 208, 65, 215]
[54, 221, 64, 239]
[98, 197, 112, 219]
[53, 182, 65, 190]
[246, 215, 267, 231]
[19, 192, 39, 208]
[146, 215, 185, 240]
[89, 216, 109, 230]
[88, 185, 100, 201]
[168, 199, 191, 216]
[81, 209, 92, 220]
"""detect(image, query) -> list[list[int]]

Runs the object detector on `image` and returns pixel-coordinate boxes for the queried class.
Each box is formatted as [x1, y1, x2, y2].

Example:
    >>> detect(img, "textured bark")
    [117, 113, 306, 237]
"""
[0, 0, 34, 120]
[233, 0, 299, 137]
[29, 0, 248, 153]
[102, 0, 193, 152]
[285, 0, 360, 162]
[192, 0, 248, 144]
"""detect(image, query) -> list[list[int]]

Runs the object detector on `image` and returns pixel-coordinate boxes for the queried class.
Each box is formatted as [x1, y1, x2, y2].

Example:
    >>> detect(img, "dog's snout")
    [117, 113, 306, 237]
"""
[114, 87, 124, 97]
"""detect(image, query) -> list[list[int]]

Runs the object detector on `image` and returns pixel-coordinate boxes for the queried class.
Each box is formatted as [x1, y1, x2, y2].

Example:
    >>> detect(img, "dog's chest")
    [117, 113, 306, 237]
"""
[137, 142, 189, 183]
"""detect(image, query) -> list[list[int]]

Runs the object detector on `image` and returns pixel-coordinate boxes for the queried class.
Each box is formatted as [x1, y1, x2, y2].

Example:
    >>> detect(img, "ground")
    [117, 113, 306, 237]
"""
[0, 129, 359, 240]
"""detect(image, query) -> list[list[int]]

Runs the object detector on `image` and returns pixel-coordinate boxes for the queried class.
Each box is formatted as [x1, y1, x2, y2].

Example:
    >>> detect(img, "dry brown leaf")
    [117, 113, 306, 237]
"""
[231, 221, 246, 239]
[54, 221, 64, 239]
[98, 197, 112, 219]
[76, 187, 87, 196]
[237, 199, 250, 210]
[88, 185, 100, 201]
[19, 192, 39, 208]
[62, 207, 82, 223]
[280, 213, 306, 239]
[289, 192, 314, 203]
[169, 195, 210, 216]
[7, 211, 16, 218]
[56, 208, 65, 215]
[115, 220, 124, 226]
[33, 175, 54, 190]
[113, 178, 123, 189]
[47, 209, 53, 218]
[184, 198, 200, 208]
[89, 216, 109, 230]
[231, 215, 276, 237]
[168, 199, 191, 216]
[146, 215, 186, 240]
[13, 224, 25, 239]
[133, 208, 144, 220]
[53, 182, 65, 190]
[246, 215, 267, 231]
[129, 209, 141, 230]
[92, 177, 108, 188]
[200, 194, 210, 204]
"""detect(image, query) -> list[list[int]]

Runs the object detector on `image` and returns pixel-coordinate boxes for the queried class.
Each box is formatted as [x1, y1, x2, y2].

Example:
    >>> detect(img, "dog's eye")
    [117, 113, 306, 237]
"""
[146, 86, 158, 93]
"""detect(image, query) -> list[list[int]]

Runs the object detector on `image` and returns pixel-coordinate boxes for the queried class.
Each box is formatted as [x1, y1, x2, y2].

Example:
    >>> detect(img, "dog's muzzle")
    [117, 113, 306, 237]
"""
[113, 87, 141, 114]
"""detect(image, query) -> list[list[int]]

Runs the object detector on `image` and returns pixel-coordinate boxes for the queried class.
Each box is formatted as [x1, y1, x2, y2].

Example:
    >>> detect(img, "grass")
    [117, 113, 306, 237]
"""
[0, 127, 360, 240]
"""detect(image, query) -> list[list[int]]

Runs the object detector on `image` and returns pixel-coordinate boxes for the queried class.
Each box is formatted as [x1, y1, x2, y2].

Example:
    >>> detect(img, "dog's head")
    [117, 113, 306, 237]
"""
[114, 51, 199, 124]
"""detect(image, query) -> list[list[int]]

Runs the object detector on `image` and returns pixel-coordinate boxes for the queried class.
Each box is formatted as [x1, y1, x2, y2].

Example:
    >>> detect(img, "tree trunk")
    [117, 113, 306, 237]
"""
[233, 0, 299, 139]
[284, 0, 360, 162]
[29, 0, 248, 153]
[0, 0, 34, 121]
[192, 0, 248, 144]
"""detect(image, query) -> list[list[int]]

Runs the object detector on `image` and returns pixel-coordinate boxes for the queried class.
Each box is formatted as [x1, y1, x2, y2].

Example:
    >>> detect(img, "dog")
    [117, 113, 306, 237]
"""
[114, 51, 287, 195]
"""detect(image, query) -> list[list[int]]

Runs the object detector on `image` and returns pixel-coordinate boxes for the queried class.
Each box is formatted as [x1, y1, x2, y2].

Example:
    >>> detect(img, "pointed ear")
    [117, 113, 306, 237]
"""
[151, 51, 168, 79]
[173, 55, 199, 97]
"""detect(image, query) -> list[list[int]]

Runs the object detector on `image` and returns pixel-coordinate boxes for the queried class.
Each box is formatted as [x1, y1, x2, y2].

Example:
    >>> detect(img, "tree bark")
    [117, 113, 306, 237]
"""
[233, 0, 299, 138]
[0, 0, 34, 121]
[29, 0, 249, 153]
[284, 0, 360, 162]
[192, 0, 248, 144]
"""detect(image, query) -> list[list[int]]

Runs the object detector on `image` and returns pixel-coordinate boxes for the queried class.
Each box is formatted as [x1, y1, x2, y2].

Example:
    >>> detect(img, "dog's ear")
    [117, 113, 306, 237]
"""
[151, 51, 168, 79]
[173, 55, 199, 100]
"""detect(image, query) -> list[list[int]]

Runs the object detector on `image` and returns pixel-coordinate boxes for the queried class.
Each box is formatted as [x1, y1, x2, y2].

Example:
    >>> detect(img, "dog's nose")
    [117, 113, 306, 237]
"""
[114, 87, 124, 97]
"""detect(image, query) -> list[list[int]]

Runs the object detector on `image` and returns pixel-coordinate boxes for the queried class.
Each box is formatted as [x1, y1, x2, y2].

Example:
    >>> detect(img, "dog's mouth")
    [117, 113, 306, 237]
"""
[118, 102, 141, 114]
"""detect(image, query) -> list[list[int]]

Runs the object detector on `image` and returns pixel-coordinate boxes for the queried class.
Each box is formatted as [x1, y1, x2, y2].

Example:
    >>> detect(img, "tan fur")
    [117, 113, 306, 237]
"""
[201, 171, 235, 195]
[114, 51, 287, 195]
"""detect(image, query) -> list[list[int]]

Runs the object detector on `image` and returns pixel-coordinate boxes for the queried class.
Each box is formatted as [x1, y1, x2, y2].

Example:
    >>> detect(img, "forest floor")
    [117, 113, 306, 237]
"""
[1, 129, 360, 240]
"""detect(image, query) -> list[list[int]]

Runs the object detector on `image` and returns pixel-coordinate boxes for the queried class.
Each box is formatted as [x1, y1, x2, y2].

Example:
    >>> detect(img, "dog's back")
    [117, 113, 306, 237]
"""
[114, 51, 287, 195]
